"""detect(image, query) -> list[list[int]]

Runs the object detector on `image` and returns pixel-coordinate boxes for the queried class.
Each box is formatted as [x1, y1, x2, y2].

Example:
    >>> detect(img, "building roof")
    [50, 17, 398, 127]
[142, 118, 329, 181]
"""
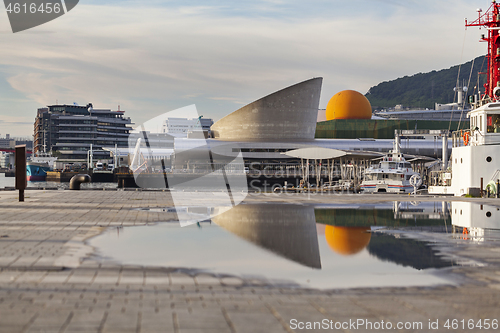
[211, 78, 322, 141]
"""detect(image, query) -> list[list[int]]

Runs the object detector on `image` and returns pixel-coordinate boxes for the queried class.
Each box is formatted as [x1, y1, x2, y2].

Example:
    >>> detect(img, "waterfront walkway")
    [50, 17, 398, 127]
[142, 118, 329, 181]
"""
[0, 190, 499, 333]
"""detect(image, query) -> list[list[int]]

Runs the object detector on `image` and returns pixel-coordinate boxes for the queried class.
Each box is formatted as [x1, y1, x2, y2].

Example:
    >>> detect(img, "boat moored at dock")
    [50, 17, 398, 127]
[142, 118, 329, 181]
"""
[361, 149, 419, 193]
[429, 1, 500, 196]
[26, 153, 57, 181]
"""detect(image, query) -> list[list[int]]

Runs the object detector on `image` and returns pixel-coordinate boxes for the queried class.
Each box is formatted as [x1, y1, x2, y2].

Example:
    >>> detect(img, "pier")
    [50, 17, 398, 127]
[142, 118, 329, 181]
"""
[0, 189, 499, 332]
[46, 170, 115, 183]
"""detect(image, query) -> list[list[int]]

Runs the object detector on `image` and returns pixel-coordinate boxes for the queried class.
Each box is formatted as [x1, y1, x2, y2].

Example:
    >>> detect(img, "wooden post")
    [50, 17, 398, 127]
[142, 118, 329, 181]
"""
[15, 145, 26, 202]
[481, 177, 484, 197]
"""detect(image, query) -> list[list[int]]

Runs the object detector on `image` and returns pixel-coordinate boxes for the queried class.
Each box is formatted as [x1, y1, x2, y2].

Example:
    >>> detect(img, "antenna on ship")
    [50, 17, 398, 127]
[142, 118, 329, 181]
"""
[466, 0, 500, 103]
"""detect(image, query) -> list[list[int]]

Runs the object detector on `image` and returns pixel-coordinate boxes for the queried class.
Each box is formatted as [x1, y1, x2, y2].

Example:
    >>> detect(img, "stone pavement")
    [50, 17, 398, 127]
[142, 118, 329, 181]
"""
[0, 189, 499, 333]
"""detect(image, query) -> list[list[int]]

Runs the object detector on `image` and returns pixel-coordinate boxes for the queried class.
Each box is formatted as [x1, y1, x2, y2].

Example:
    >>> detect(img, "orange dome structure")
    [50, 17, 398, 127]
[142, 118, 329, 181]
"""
[324, 226, 371, 256]
[325, 90, 372, 120]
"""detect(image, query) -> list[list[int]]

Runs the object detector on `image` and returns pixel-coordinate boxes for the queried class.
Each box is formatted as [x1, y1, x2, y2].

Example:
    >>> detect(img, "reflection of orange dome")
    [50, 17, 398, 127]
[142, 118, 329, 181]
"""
[325, 226, 371, 255]
[325, 90, 372, 120]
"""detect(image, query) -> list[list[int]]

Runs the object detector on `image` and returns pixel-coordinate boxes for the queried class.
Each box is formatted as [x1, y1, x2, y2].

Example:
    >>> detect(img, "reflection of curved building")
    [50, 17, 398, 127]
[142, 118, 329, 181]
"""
[324, 226, 371, 255]
[211, 78, 322, 141]
[211, 203, 456, 271]
[212, 204, 321, 269]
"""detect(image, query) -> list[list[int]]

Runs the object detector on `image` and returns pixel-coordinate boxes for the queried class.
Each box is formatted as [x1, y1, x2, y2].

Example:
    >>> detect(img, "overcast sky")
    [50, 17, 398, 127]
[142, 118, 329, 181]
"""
[0, 0, 490, 136]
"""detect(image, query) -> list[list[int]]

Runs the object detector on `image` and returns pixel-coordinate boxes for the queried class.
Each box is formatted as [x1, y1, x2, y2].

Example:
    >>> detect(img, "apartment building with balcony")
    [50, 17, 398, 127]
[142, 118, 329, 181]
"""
[34, 104, 133, 162]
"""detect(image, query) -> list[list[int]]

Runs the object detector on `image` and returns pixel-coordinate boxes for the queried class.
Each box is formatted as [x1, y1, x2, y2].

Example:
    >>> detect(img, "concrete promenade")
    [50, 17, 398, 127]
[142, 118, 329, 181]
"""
[0, 189, 500, 333]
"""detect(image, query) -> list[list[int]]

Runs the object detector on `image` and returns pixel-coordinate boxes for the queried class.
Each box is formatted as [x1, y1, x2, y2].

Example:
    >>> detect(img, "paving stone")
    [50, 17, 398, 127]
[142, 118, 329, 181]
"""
[119, 272, 145, 286]
[0, 256, 20, 267]
[0, 270, 22, 283]
[145, 276, 170, 286]
[14, 271, 47, 284]
[169, 274, 195, 286]
[0, 191, 500, 332]
[194, 275, 220, 286]
[40, 270, 72, 284]
[67, 271, 97, 284]
[220, 277, 244, 286]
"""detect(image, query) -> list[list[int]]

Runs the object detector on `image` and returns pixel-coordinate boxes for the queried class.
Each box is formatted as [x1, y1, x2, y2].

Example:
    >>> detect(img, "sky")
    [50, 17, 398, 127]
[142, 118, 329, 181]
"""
[0, 0, 491, 137]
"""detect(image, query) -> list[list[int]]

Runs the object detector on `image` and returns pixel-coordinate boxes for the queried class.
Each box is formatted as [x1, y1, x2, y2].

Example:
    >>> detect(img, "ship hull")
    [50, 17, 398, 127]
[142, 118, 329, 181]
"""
[361, 182, 414, 193]
[26, 162, 52, 182]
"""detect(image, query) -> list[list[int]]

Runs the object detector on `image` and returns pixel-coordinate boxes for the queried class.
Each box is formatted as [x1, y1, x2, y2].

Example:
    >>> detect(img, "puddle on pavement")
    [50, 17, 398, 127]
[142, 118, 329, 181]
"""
[89, 201, 500, 289]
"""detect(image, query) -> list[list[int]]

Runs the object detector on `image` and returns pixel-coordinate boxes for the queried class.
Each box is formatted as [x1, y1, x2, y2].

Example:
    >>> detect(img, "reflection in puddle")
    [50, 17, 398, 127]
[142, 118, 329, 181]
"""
[212, 204, 321, 269]
[325, 226, 371, 256]
[367, 233, 453, 270]
[451, 202, 500, 242]
[89, 201, 493, 289]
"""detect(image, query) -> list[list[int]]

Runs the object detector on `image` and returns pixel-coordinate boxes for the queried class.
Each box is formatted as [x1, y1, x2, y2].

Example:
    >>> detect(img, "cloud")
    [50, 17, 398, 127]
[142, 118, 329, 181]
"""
[0, 115, 34, 125]
[0, 0, 489, 135]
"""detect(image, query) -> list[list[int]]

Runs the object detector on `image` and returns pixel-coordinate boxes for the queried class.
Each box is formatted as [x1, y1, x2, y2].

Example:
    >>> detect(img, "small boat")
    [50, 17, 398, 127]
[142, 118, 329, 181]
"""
[27, 153, 57, 181]
[361, 150, 418, 193]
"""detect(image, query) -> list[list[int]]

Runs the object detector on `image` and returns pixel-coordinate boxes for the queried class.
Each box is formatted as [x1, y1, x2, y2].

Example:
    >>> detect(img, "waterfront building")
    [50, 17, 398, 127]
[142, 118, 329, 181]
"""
[373, 108, 470, 122]
[0, 134, 12, 149]
[33, 104, 133, 162]
[206, 79, 450, 162]
[165, 79, 455, 172]
[0, 134, 33, 150]
[127, 78, 458, 189]
[0, 152, 13, 169]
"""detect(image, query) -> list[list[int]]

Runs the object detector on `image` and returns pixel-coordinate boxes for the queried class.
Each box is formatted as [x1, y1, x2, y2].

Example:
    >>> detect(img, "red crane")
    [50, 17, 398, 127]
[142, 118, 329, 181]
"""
[466, 1, 500, 100]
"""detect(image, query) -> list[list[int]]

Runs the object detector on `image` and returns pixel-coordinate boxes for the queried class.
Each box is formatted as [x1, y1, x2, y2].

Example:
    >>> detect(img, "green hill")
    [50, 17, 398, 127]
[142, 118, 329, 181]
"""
[365, 56, 486, 109]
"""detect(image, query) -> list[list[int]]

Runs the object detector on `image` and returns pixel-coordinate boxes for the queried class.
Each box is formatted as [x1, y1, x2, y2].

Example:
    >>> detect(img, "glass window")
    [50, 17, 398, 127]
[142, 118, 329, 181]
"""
[491, 114, 500, 133]
[488, 116, 494, 133]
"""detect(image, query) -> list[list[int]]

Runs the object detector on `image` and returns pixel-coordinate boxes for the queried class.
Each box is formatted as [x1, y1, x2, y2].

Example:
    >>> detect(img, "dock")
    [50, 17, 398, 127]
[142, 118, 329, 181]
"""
[46, 170, 115, 182]
[0, 190, 499, 332]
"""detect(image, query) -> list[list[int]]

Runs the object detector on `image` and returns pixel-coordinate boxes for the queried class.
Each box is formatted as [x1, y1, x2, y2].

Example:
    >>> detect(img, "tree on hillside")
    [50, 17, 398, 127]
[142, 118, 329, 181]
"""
[366, 56, 487, 109]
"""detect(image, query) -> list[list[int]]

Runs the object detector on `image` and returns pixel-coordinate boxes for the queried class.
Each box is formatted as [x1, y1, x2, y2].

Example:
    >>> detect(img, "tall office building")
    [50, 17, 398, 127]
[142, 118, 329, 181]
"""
[34, 104, 133, 161]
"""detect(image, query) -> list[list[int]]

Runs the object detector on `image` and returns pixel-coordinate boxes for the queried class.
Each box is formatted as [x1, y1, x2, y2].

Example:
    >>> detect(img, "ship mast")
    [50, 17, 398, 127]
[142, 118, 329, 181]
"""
[466, 1, 500, 101]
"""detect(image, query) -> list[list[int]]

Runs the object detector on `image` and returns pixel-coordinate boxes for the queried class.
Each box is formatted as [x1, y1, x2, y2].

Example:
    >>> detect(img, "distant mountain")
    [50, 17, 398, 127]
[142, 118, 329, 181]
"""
[365, 56, 486, 109]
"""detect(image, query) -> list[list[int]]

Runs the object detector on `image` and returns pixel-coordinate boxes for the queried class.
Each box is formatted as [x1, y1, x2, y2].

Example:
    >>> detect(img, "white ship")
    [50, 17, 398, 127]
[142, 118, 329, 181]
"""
[429, 2, 500, 196]
[361, 144, 419, 193]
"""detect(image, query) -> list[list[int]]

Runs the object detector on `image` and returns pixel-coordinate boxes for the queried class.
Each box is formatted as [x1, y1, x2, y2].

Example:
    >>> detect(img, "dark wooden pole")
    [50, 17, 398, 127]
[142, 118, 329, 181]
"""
[480, 177, 484, 198]
[15, 145, 27, 202]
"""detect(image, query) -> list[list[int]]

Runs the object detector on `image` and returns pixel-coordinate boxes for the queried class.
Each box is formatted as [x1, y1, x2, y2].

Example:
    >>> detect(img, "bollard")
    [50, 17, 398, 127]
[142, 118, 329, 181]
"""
[15, 145, 26, 202]
[69, 174, 91, 190]
[497, 179, 500, 199]
[481, 177, 484, 197]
